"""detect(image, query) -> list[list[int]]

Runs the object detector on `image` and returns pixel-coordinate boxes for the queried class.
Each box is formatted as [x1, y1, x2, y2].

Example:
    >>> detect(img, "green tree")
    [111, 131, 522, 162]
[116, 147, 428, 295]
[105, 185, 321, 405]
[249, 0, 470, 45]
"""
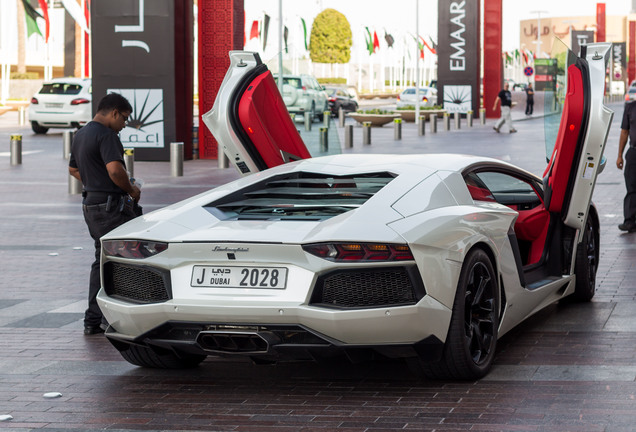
[309, 9, 352, 64]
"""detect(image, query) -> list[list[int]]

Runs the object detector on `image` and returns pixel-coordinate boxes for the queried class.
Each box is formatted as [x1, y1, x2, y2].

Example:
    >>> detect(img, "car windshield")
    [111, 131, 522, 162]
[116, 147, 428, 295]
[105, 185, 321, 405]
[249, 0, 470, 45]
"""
[204, 172, 396, 221]
[39, 83, 82, 95]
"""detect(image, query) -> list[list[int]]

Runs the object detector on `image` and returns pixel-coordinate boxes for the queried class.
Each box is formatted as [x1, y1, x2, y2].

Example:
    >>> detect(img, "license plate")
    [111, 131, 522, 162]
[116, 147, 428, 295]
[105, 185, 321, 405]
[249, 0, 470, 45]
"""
[191, 266, 287, 289]
[45, 103, 64, 108]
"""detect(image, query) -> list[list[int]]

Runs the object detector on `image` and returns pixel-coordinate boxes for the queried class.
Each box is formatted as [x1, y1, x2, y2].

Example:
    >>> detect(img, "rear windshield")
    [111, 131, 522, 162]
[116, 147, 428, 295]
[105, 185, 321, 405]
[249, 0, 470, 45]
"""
[283, 78, 302, 89]
[205, 171, 396, 221]
[39, 83, 82, 95]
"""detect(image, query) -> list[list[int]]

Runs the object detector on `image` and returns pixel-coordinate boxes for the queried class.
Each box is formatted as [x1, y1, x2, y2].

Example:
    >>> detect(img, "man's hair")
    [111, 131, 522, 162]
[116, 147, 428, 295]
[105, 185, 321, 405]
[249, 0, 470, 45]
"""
[97, 92, 133, 114]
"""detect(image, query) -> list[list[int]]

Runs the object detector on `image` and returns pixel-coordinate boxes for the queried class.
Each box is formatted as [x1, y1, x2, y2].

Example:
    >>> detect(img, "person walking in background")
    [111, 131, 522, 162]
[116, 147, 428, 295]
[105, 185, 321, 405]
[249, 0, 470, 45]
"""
[68, 93, 142, 335]
[617, 100, 636, 232]
[525, 83, 534, 115]
[493, 82, 517, 133]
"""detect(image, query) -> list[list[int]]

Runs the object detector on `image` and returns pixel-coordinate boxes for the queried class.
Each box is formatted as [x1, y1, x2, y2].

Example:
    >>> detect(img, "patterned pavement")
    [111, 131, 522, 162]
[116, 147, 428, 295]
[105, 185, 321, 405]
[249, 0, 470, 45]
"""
[0, 101, 635, 431]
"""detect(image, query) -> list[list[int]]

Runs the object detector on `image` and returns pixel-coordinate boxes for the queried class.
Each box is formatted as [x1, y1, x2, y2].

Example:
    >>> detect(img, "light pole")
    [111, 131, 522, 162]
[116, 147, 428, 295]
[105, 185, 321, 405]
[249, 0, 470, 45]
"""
[531, 10, 548, 58]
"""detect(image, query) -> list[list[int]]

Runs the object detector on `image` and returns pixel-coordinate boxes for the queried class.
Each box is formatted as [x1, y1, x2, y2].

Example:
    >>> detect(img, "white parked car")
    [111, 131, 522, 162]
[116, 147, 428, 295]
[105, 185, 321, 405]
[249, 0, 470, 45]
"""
[97, 45, 612, 380]
[28, 78, 91, 134]
[276, 74, 328, 121]
[396, 87, 438, 108]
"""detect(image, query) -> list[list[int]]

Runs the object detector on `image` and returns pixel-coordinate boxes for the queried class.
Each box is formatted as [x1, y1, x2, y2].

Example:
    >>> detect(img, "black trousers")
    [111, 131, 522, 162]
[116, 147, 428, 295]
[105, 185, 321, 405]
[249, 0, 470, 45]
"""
[526, 100, 534, 115]
[82, 202, 136, 327]
[624, 147, 636, 222]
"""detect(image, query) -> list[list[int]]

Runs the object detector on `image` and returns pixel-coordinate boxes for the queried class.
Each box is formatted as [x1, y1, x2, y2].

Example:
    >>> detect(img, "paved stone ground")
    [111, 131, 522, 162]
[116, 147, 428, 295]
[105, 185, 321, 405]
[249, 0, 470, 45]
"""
[0, 101, 635, 431]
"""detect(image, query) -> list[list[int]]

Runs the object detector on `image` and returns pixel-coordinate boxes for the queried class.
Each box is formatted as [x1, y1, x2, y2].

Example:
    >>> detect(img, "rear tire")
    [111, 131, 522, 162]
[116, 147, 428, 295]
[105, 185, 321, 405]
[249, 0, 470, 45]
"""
[417, 248, 499, 380]
[117, 343, 206, 369]
[572, 215, 598, 302]
[31, 121, 48, 134]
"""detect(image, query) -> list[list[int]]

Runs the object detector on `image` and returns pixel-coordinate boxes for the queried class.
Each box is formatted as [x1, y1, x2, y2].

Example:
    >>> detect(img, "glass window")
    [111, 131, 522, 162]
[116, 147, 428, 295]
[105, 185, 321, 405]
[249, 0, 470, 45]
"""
[39, 83, 82, 95]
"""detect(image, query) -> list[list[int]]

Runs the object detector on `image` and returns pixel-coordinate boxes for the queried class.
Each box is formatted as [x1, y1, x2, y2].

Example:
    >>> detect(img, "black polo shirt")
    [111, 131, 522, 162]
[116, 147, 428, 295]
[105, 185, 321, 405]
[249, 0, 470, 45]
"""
[69, 121, 127, 194]
[498, 90, 512, 107]
[621, 101, 636, 148]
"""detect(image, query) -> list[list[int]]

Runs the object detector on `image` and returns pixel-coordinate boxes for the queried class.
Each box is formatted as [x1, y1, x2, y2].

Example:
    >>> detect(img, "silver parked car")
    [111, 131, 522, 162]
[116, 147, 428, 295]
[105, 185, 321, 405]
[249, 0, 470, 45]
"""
[396, 87, 438, 108]
[276, 74, 328, 121]
[28, 78, 92, 134]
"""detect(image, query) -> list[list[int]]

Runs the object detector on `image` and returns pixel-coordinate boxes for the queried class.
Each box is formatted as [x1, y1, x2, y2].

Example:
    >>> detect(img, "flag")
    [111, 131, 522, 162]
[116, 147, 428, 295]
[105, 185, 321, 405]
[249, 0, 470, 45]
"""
[249, 20, 259, 39]
[420, 36, 436, 54]
[262, 14, 270, 51]
[301, 18, 308, 51]
[384, 32, 394, 48]
[373, 30, 380, 52]
[428, 36, 438, 52]
[364, 27, 374, 55]
[21, 0, 43, 39]
[61, 0, 89, 33]
[522, 50, 528, 64]
[37, 0, 49, 42]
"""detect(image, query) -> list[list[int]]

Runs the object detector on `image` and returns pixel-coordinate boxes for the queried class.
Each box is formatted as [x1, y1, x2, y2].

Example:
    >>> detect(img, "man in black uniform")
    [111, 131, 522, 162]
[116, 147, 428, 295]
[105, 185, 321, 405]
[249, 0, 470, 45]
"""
[618, 101, 636, 232]
[69, 93, 141, 335]
[525, 83, 534, 115]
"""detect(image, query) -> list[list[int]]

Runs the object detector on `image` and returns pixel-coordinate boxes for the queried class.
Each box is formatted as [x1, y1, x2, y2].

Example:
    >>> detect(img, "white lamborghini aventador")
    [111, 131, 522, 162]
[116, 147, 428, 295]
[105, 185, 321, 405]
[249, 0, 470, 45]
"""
[97, 43, 613, 380]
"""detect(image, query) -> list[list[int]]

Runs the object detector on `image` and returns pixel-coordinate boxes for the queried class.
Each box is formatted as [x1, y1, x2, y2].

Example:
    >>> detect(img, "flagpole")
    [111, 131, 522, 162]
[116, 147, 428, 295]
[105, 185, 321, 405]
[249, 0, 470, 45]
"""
[415, 0, 420, 125]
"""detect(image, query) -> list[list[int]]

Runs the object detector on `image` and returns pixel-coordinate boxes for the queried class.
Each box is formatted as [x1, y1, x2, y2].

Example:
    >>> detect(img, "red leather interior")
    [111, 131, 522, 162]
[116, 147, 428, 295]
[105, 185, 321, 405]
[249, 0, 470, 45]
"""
[543, 64, 585, 213]
[514, 205, 550, 265]
[237, 71, 311, 168]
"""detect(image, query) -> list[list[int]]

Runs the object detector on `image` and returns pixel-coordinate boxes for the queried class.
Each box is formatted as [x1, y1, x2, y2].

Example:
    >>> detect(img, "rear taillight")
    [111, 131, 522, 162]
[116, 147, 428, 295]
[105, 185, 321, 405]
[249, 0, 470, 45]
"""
[71, 98, 90, 105]
[626, 94, 630, 101]
[302, 86, 307, 91]
[422, 97, 428, 102]
[303, 242, 414, 262]
[31, 97, 39, 104]
[328, 97, 336, 102]
[397, 95, 401, 101]
[102, 240, 168, 259]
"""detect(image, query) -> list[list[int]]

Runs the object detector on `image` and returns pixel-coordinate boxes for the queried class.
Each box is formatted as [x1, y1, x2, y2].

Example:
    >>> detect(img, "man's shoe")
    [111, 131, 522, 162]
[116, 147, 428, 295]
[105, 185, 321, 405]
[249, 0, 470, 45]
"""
[493, 126, 500, 133]
[84, 325, 105, 335]
[510, 129, 518, 133]
[618, 220, 636, 232]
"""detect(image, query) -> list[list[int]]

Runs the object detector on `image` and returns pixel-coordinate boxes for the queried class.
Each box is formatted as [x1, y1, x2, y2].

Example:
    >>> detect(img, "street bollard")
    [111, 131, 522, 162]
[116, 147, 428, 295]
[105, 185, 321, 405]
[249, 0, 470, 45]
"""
[10, 134, 22, 166]
[62, 130, 73, 159]
[338, 107, 345, 127]
[319, 127, 329, 152]
[18, 107, 26, 126]
[323, 111, 330, 128]
[68, 172, 82, 194]
[344, 124, 353, 148]
[467, 110, 473, 127]
[218, 150, 229, 169]
[124, 148, 134, 177]
[443, 113, 450, 131]
[362, 121, 372, 145]
[304, 113, 312, 131]
[170, 142, 184, 177]
[454, 112, 460, 130]
[418, 116, 426, 136]
[394, 118, 402, 140]
[430, 114, 437, 133]
[479, 108, 486, 125]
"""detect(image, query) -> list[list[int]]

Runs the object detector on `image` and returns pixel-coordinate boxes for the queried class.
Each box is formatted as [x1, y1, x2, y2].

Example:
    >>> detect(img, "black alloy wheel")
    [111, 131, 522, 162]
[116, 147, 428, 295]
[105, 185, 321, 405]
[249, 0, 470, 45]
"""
[572, 214, 598, 302]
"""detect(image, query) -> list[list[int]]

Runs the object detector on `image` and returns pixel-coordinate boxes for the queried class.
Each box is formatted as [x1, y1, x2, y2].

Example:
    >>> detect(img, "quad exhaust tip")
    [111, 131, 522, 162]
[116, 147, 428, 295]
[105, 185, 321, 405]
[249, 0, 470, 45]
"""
[196, 331, 278, 354]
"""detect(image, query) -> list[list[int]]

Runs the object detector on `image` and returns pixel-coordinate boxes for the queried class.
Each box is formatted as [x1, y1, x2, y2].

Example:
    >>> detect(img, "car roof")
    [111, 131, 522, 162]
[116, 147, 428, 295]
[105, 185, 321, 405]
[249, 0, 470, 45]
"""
[44, 77, 91, 85]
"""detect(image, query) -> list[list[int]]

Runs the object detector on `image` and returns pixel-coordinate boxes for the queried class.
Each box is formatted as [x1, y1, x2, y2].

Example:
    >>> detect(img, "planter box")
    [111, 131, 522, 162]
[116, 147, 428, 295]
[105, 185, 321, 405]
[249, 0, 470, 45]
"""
[393, 109, 446, 122]
[348, 112, 400, 127]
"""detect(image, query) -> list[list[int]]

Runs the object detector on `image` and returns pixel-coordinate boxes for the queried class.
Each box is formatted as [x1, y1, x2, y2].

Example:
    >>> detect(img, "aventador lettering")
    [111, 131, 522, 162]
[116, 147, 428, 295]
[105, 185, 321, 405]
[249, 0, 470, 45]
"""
[449, 1, 466, 71]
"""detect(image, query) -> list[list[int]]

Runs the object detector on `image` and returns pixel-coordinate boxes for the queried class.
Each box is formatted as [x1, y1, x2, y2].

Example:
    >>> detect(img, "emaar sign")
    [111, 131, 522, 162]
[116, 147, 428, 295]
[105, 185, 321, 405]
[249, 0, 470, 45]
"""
[437, 0, 480, 114]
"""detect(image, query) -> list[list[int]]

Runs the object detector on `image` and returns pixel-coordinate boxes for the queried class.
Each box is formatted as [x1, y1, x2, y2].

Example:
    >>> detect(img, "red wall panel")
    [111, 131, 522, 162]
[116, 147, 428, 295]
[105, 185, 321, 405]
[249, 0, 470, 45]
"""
[198, 0, 244, 159]
[484, 0, 502, 119]
[630, 21, 636, 85]
[596, 3, 606, 42]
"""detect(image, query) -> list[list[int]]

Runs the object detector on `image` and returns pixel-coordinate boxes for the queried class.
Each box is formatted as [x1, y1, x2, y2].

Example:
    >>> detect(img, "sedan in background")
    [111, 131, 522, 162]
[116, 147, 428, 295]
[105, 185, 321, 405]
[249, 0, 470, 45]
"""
[625, 86, 636, 103]
[324, 86, 359, 116]
[396, 87, 437, 108]
[28, 78, 91, 134]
